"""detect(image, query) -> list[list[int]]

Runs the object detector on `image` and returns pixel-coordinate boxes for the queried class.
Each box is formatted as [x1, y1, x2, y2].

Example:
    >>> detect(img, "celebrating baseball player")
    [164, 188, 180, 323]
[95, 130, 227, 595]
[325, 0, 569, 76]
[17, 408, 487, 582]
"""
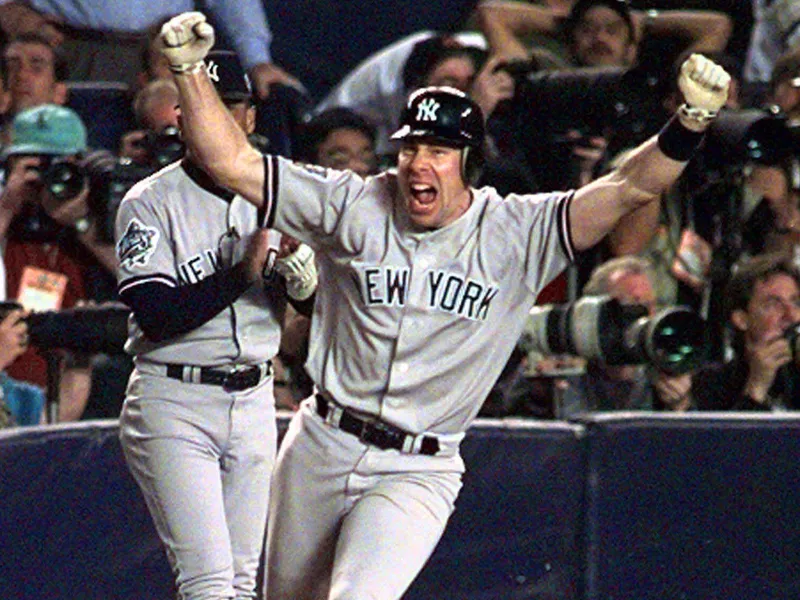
[158, 11, 730, 600]
[115, 50, 318, 599]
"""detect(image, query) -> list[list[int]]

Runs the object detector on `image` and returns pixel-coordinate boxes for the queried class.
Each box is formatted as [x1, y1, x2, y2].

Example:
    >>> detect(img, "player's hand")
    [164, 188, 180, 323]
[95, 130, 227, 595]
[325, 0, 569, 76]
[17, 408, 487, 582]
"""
[275, 242, 318, 301]
[241, 229, 271, 283]
[160, 11, 215, 74]
[676, 54, 731, 130]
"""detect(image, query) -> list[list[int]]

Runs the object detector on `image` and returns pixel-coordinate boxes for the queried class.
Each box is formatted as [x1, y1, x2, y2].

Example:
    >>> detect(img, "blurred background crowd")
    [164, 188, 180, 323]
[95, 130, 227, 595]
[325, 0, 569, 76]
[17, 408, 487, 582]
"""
[1, 0, 799, 427]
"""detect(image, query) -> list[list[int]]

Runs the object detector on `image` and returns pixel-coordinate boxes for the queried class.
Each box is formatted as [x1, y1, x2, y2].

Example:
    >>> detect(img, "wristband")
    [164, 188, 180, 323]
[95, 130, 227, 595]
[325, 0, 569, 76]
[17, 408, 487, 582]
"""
[657, 115, 706, 162]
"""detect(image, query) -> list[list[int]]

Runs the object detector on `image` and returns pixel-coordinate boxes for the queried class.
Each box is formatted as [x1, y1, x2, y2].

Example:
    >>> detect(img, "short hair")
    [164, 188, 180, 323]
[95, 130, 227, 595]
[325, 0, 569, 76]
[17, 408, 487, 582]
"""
[401, 35, 487, 92]
[769, 46, 800, 94]
[132, 78, 179, 127]
[723, 252, 800, 321]
[563, 0, 635, 43]
[294, 107, 376, 164]
[4, 31, 69, 82]
[582, 255, 656, 296]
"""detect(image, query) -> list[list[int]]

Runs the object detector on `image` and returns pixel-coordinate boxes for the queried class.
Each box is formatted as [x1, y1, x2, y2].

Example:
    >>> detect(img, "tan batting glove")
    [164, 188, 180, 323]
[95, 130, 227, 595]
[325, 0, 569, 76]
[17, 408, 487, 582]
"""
[160, 11, 215, 74]
[275, 243, 318, 301]
[676, 53, 731, 131]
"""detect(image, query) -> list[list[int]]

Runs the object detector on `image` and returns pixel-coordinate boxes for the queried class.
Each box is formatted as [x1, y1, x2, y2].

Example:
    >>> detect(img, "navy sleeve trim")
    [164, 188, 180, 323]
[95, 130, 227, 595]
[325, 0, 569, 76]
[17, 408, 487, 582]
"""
[119, 263, 252, 342]
[262, 154, 279, 229]
[557, 191, 576, 263]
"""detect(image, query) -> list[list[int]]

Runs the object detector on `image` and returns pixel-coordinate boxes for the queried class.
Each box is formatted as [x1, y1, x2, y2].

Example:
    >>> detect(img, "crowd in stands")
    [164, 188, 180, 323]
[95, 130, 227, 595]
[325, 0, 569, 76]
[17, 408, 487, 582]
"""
[0, 0, 799, 427]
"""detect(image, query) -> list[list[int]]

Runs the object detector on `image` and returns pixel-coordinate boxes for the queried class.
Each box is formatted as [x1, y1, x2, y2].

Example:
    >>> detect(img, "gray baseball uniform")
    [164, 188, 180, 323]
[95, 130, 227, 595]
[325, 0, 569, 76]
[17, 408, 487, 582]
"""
[115, 160, 285, 600]
[259, 156, 574, 599]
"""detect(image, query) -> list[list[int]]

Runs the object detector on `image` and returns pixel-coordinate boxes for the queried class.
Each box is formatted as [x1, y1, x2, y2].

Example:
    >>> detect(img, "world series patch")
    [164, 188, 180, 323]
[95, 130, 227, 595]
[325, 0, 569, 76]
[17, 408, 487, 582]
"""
[117, 218, 159, 269]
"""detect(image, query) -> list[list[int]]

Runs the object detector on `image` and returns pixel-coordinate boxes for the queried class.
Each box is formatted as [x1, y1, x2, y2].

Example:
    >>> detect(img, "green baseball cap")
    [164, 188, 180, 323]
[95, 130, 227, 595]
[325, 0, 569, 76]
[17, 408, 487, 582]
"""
[3, 104, 87, 158]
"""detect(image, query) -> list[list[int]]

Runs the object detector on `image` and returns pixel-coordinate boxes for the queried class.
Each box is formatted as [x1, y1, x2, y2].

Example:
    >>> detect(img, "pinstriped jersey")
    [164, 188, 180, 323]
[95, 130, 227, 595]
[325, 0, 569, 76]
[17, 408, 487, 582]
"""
[115, 161, 286, 366]
[260, 156, 574, 434]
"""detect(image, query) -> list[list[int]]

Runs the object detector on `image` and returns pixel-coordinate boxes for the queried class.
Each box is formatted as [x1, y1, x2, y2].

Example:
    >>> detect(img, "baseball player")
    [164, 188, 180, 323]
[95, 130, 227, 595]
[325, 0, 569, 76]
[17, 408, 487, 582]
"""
[115, 50, 317, 599]
[159, 12, 730, 599]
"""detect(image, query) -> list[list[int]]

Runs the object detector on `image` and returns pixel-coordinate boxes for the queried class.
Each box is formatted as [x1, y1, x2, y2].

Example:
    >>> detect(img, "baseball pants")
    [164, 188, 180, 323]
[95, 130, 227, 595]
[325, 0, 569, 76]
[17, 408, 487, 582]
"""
[120, 368, 276, 600]
[264, 397, 464, 600]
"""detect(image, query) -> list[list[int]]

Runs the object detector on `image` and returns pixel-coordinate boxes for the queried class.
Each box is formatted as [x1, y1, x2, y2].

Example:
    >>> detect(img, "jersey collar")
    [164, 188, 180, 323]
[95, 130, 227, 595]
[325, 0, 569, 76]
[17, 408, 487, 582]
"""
[181, 158, 236, 202]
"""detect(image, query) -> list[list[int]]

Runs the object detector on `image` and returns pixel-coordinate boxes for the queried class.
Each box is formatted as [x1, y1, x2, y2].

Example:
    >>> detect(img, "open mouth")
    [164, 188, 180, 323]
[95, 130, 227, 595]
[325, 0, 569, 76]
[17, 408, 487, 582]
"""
[409, 183, 437, 214]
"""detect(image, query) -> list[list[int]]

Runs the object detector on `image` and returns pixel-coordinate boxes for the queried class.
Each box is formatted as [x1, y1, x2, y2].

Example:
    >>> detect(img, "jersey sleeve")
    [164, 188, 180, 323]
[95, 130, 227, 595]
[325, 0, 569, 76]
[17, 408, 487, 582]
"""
[261, 154, 371, 247]
[114, 180, 176, 295]
[492, 189, 576, 297]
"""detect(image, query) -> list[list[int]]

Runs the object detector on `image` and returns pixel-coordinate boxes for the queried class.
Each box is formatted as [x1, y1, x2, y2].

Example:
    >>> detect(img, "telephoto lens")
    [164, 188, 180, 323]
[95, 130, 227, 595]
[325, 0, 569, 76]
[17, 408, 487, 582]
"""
[525, 296, 708, 375]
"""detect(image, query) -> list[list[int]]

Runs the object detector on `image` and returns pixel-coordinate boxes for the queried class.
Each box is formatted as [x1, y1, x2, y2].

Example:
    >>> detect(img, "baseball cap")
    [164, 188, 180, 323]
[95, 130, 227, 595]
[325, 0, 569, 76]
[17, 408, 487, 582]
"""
[3, 104, 87, 158]
[204, 50, 252, 102]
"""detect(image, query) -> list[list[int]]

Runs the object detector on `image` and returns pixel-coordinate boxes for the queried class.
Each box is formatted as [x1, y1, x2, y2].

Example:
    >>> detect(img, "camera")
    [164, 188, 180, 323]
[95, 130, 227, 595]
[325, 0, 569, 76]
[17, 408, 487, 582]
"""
[701, 106, 798, 170]
[38, 157, 87, 203]
[0, 301, 130, 355]
[140, 126, 185, 169]
[524, 296, 708, 375]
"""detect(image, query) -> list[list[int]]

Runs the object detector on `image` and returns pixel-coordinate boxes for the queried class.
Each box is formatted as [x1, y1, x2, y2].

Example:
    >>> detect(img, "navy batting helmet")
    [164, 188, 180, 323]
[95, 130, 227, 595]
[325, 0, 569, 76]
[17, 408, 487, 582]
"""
[391, 86, 485, 184]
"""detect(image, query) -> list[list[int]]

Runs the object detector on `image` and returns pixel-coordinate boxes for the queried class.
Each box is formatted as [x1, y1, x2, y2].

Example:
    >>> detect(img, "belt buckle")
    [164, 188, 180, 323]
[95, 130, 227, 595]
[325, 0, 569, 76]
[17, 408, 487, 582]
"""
[360, 420, 404, 451]
[223, 365, 257, 391]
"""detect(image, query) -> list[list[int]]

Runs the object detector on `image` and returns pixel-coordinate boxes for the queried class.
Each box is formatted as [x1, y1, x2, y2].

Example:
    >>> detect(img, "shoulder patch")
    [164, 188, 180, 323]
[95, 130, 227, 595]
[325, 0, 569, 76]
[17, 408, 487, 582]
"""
[117, 218, 160, 269]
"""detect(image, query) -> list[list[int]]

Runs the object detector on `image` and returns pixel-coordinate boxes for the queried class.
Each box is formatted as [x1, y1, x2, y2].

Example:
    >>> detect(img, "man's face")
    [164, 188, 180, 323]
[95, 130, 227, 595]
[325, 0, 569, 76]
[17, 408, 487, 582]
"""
[571, 6, 636, 67]
[607, 270, 656, 315]
[4, 41, 65, 114]
[396, 140, 471, 230]
[736, 273, 800, 345]
[316, 127, 377, 177]
[424, 56, 476, 92]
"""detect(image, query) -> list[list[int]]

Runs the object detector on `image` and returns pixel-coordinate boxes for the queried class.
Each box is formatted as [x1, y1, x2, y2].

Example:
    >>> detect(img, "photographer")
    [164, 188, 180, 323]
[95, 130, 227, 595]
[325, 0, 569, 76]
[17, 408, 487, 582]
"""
[119, 77, 183, 169]
[693, 252, 800, 411]
[0, 104, 117, 421]
[551, 256, 696, 417]
[0, 303, 44, 427]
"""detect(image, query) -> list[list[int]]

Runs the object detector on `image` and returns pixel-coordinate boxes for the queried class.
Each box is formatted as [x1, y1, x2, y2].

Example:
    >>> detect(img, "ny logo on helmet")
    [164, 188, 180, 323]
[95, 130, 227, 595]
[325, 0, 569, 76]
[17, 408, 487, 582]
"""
[416, 98, 440, 122]
[206, 61, 220, 83]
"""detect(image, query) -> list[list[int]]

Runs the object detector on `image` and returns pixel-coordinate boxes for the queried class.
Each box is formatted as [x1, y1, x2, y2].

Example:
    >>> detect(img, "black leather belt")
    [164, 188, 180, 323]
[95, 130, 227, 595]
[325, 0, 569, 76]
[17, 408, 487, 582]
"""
[166, 361, 272, 391]
[315, 394, 440, 456]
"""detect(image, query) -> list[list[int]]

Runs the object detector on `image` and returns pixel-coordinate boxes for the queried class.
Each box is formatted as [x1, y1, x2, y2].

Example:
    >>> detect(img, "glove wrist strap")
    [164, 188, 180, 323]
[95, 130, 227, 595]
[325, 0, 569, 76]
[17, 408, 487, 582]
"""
[168, 60, 205, 75]
[677, 103, 718, 130]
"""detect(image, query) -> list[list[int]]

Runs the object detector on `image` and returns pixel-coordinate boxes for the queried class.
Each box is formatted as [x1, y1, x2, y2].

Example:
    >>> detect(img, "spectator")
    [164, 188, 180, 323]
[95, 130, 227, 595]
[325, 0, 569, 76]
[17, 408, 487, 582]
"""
[294, 107, 378, 177]
[555, 256, 695, 417]
[0, 2, 301, 98]
[693, 252, 800, 411]
[0, 302, 44, 427]
[119, 78, 181, 167]
[0, 32, 68, 145]
[0, 104, 113, 421]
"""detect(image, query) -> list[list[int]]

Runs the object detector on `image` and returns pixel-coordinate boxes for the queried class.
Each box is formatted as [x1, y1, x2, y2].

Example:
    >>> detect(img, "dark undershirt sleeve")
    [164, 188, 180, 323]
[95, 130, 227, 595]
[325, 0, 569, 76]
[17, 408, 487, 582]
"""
[119, 263, 252, 342]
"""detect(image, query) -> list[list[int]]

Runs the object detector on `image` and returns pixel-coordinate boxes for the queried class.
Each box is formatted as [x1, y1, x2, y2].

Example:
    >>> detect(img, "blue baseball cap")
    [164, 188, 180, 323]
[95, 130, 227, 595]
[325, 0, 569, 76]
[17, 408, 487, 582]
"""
[3, 104, 87, 158]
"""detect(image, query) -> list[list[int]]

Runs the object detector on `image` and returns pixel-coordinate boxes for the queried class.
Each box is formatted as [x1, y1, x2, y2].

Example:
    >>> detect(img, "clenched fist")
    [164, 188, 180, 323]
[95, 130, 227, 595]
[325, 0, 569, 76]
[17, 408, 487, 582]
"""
[160, 11, 215, 74]
[677, 53, 731, 129]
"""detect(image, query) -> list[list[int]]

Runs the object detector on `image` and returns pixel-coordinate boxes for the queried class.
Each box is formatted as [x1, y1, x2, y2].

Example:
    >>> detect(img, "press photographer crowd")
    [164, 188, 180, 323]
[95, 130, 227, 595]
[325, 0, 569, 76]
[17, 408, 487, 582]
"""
[0, 0, 799, 430]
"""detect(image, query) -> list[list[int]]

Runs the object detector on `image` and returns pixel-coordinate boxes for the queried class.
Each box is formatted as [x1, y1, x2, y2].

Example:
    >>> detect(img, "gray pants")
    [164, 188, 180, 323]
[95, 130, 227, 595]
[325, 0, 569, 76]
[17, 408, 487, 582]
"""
[120, 368, 276, 600]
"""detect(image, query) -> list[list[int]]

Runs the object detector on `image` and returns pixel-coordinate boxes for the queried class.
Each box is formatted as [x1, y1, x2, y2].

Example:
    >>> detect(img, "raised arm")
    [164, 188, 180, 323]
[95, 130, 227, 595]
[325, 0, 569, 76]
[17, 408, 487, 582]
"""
[160, 12, 266, 207]
[569, 53, 730, 251]
[635, 9, 733, 55]
[476, 0, 564, 60]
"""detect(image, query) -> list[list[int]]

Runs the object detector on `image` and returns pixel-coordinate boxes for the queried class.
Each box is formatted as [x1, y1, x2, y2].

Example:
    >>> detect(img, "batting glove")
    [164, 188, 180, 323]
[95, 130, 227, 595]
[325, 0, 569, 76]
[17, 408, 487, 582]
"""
[160, 11, 215, 74]
[275, 243, 318, 301]
[676, 53, 731, 129]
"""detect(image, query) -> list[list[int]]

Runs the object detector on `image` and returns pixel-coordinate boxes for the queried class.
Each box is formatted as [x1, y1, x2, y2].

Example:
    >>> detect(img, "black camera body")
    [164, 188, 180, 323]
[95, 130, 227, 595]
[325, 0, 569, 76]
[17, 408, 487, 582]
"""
[132, 126, 185, 169]
[37, 157, 88, 203]
[524, 295, 708, 375]
[0, 300, 129, 354]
